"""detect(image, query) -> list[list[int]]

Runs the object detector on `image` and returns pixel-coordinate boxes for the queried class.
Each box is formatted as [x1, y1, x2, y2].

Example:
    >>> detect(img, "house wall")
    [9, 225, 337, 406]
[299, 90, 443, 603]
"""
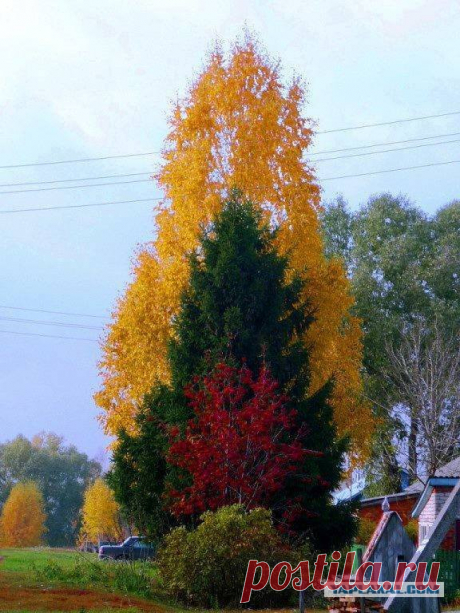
[364, 511, 416, 601]
[418, 486, 458, 550]
[359, 497, 417, 526]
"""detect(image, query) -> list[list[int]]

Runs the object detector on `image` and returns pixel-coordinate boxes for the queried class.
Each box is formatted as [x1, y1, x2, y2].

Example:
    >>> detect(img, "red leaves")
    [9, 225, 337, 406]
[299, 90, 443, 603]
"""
[167, 362, 322, 521]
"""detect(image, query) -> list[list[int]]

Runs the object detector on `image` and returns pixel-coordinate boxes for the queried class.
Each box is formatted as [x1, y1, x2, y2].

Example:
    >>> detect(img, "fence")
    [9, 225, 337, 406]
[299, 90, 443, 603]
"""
[430, 549, 460, 600]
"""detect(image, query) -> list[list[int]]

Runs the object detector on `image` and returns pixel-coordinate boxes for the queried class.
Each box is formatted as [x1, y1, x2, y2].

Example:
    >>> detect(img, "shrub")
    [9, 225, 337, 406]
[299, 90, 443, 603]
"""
[157, 504, 304, 608]
[405, 519, 418, 544]
[355, 518, 377, 545]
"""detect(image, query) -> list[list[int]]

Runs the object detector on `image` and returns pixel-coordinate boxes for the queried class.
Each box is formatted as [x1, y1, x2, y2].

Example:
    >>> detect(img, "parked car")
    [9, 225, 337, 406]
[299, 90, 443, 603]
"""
[98, 536, 156, 560]
[80, 540, 118, 553]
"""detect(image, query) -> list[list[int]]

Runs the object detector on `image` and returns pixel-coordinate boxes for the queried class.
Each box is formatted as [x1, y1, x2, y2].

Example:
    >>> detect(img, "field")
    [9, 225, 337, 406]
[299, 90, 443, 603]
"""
[0, 548, 314, 613]
[0, 547, 162, 613]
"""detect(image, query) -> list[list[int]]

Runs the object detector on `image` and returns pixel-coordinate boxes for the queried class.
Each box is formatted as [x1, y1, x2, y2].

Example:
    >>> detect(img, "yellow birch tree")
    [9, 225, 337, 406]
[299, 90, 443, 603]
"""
[0, 482, 46, 547]
[96, 33, 373, 458]
[80, 478, 122, 544]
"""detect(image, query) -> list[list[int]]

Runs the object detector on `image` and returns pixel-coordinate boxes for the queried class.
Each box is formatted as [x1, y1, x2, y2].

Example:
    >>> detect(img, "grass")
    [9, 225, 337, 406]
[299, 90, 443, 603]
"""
[32, 553, 158, 598]
[0, 547, 318, 613]
[0, 547, 89, 573]
[0, 548, 165, 613]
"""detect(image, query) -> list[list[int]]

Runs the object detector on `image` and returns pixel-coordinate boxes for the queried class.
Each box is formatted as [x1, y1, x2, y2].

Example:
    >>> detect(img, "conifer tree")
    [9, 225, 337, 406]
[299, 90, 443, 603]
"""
[110, 196, 356, 549]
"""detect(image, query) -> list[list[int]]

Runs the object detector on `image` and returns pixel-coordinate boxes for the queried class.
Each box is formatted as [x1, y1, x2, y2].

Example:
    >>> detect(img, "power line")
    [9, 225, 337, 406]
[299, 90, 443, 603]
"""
[310, 131, 460, 156]
[0, 135, 455, 194]
[314, 137, 460, 162]
[0, 329, 98, 342]
[0, 172, 151, 188]
[0, 315, 103, 331]
[321, 158, 460, 181]
[1, 159, 460, 215]
[0, 151, 160, 170]
[0, 132, 457, 190]
[316, 110, 460, 134]
[0, 305, 108, 319]
[0, 196, 161, 214]
[0, 178, 152, 195]
[0, 111, 459, 170]
[0, 132, 456, 188]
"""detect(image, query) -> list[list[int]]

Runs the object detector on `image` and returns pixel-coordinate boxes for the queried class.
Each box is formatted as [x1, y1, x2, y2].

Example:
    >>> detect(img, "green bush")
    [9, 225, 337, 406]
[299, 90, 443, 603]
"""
[405, 519, 418, 543]
[157, 504, 304, 608]
[355, 518, 377, 545]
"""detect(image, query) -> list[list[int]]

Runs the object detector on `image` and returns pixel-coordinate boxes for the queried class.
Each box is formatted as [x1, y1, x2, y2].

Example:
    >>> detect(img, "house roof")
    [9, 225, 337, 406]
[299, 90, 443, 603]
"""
[360, 487, 422, 507]
[403, 480, 425, 494]
[349, 457, 460, 510]
[360, 457, 460, 509]
[434, 455, 460, 478]
[333, 475, 366, 504]
[362, 510, 395, 562]
[412, 477, 459, 518]
[360, 479, 423, 507]
[411, 456, 460, 518]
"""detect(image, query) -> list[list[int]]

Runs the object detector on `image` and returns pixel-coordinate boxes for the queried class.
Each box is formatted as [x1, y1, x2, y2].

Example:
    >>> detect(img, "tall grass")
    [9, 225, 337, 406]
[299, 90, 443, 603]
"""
[33, 555, 158, 599]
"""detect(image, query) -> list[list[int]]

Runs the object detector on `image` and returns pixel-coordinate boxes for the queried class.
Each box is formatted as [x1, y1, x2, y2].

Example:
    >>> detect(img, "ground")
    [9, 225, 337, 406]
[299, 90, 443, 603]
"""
[0, 548, 161, 613]
[0, 548, 314, 613]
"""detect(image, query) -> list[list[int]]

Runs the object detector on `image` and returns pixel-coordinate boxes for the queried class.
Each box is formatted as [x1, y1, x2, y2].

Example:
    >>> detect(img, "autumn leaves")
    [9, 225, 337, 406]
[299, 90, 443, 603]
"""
[96, 35, 372, 460]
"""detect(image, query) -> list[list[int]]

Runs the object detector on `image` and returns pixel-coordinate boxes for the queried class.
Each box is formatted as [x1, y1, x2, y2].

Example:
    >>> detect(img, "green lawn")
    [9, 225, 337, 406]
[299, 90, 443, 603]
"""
[0, 547, 310, 613]
[0, 547, 92, 573]
[0, 547, 166, 613]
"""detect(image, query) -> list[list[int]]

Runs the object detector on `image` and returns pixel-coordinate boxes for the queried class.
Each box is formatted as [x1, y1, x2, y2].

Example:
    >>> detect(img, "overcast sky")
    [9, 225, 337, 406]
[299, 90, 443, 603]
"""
[1, 0, 459, 464]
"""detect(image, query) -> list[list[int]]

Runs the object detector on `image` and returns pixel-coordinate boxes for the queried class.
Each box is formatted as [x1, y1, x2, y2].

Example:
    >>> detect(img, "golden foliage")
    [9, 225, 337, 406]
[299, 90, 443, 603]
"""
[96, 33, 373, 458]
[0, 482, 46, 547]
[356, 518, 377, 545]
[80, 478, 122, 543]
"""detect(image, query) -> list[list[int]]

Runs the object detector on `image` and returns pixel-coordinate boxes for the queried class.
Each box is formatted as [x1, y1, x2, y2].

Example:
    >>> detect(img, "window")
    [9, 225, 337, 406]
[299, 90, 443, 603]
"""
[133, 540, 148, 549]
[419, 524, 430, 542]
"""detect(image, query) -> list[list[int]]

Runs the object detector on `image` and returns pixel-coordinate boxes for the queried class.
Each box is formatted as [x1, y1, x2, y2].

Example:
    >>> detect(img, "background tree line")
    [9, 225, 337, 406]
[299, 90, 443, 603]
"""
[0, 432, 101, 545]
[321, 194, 460, 493]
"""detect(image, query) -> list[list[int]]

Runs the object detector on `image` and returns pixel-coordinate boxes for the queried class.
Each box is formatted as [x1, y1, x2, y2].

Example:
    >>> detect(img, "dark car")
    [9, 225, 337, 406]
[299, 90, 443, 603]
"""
[98, 536, 156, 561]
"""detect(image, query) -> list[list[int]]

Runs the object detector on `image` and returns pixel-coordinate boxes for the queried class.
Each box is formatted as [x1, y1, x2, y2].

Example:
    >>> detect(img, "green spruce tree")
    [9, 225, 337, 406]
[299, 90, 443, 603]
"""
[110, 193, 356, 549]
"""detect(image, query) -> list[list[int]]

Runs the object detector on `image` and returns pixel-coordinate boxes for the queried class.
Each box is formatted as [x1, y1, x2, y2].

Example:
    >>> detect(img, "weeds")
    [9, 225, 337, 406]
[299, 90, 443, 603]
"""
[33, 554, 158, 599]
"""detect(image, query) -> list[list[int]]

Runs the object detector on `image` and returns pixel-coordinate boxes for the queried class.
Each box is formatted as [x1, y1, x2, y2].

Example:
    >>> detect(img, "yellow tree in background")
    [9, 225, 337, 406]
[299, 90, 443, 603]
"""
[0, 482, 46, 547]
[80, 478, 122, 544]
[96, 33, 372, 458]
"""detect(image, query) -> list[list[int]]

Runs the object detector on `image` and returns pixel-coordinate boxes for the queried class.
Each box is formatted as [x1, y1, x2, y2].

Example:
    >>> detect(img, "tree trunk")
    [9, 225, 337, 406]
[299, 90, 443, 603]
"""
[408, 411, 418, 478]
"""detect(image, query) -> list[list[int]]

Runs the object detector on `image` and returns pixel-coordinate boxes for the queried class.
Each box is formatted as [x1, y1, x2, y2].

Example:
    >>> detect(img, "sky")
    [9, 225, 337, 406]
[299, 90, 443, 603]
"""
[1, 0, 459, 464]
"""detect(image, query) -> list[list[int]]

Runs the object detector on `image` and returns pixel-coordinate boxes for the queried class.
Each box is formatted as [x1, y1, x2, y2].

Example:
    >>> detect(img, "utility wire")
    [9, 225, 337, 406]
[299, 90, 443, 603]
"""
[0, 315, 103, 331]
[0, 151, 160, 170]
[1, 159, 460, 215]
[1, 132, 459, 189]
[0, 305, 108, 319]
[0, 329, 98, 342]
[0, 197, 161, 214]
[0, 132, 457, 190]
[309, 131, 460, 156]
[1, 111, 459, 169]
[316, 110, 460, 134]
[314, 137, 460, 162]
[0, 178, 152, 195]
[321, 158, 460, 181]
[0, 172, 151, 188]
